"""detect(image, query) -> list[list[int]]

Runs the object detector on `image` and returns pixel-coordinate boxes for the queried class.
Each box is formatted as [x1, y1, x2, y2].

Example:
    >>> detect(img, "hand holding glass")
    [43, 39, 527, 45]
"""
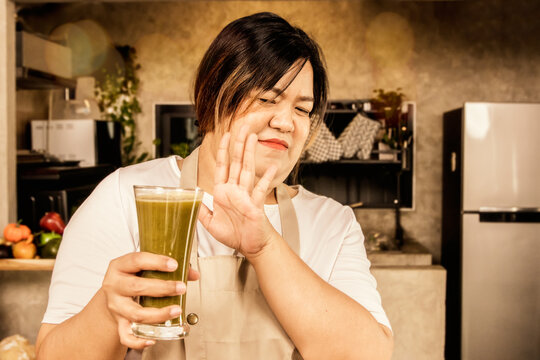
[131, 186, 203, 340]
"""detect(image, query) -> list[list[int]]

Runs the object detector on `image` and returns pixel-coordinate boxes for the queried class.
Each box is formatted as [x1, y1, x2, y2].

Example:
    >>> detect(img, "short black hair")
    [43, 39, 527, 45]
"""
[194, 12, 328, 135]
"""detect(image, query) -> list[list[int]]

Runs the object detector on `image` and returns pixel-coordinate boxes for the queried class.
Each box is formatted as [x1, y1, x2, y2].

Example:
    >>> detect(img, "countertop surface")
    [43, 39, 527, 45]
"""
[367, 241, 433, 266]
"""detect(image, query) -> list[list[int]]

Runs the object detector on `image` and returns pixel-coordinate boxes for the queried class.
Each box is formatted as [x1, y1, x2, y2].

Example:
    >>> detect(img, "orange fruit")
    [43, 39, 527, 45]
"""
[12, 241, 37, 259]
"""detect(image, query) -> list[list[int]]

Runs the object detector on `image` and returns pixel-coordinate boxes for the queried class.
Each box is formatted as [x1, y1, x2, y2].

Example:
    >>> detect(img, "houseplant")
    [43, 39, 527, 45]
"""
[95, 45, 149, 165]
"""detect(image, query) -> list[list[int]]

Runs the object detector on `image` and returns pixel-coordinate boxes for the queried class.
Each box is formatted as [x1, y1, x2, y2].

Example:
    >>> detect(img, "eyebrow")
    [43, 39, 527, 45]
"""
[270, 87, 314, 102]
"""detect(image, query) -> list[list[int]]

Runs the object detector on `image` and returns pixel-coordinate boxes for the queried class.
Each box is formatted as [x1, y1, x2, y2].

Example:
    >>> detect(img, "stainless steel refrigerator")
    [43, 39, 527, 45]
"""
[442, 102, 540, 360]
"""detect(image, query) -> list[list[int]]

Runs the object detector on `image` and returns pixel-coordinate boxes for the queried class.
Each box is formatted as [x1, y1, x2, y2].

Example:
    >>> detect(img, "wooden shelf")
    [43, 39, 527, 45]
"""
[0, 259, 55, 271]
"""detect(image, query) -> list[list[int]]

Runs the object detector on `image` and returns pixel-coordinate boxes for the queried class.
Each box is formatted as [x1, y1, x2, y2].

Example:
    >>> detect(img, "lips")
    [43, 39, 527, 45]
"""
[258, 138, 289, 150]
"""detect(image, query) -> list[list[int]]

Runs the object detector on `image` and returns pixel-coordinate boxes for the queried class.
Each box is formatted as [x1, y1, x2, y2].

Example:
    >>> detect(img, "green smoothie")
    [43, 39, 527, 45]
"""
[134, 187, 202, 326]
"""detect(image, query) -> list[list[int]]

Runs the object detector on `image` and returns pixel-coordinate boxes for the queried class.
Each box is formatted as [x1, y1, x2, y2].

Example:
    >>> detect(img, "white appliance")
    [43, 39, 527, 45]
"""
[442, 102, 540, 360]
[31, 119, 121, 167]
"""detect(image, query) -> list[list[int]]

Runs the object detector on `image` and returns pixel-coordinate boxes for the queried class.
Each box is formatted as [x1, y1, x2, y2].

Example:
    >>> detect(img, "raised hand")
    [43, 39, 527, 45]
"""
[198, 125, 279, 259]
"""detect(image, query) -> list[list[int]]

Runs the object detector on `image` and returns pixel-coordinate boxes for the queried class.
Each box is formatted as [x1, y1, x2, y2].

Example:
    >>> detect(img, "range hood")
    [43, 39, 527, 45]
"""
[16, 31, 76, 89]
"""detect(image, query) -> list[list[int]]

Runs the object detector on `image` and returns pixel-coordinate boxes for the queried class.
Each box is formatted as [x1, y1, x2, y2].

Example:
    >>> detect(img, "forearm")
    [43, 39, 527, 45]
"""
[36, 289, 127, 360]
[249, 235, 393, 360]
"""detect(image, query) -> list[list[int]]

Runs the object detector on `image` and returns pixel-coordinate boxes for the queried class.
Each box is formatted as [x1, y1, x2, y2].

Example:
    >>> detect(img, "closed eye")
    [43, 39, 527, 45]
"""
[259, 98, 276, 104]
[296, 107, 311, 115]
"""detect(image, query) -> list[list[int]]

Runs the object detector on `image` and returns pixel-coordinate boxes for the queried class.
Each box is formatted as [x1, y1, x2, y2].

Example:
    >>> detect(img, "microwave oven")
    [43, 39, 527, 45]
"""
[31, 119, 121, 167]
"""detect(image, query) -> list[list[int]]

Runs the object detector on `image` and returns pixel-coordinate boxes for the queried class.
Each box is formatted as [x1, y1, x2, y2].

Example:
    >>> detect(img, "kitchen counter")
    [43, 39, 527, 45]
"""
[0, 270, 51, 344]
[368, 240, 433, 266]
[367, 241, 446, 360]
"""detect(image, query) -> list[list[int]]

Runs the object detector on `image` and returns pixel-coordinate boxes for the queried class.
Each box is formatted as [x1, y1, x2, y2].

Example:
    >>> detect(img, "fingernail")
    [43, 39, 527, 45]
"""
[167, 259, 178, 271]
[170, 306, 182, 317]
[145, 340, 155, 347]
[176, 282, 186, 294]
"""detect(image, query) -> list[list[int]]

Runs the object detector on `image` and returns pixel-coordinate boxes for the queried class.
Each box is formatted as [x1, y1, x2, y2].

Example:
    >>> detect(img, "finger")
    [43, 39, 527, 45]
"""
[228, 125, 249, 184]
[197, 202, 213, 230]
[118, 317, 155, 350]
[252, 165, 278, 206]
[111, 252, 178, 275]
[116, 275, 186, 297]
[111, 296, 182, 325]
[215, 132, 231, 185]
[239, 133, 258, 192]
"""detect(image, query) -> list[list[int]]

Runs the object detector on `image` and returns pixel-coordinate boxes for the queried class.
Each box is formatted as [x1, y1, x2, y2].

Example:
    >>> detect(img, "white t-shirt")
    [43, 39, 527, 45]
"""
[43, 156, 391, 330]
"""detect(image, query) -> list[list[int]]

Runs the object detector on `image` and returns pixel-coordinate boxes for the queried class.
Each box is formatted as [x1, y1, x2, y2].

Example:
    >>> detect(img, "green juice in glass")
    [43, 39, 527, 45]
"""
[132, 186, 203, 340]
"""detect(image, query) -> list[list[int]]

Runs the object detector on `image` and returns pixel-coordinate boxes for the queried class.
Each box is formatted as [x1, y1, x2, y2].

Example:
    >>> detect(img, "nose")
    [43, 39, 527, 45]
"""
[269, 106, 294, 133]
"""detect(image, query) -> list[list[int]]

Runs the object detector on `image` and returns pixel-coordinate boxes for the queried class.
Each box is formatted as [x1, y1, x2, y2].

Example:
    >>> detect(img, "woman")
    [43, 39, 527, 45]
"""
[36, 12, 393, 360]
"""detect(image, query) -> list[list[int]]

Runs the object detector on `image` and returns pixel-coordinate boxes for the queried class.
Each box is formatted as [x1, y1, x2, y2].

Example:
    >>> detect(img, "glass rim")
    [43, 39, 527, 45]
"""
[133, 185, 203, 192]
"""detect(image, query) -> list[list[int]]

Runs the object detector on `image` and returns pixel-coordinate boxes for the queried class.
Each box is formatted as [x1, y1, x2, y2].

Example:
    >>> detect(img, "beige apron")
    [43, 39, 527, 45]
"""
[142, 148, 303, 360]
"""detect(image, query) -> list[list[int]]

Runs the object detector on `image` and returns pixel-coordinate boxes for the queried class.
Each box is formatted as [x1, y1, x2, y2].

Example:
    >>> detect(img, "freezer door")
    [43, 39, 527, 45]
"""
[463, 102, 540, 209]
[462, 213, 540, 360]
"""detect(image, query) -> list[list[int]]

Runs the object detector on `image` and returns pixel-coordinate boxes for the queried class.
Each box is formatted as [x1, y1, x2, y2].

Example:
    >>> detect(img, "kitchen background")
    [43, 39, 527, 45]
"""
[1, 0, 540, 359]
[14, 0, 540, 263]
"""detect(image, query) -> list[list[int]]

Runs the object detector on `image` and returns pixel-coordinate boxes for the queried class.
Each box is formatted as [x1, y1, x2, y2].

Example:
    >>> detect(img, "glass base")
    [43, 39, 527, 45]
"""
[132, 321, 190, 340]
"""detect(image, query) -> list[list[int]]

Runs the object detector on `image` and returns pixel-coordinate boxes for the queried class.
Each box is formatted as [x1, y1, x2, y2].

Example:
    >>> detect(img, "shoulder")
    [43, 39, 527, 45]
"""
[93, 156, 180, 192]
[292, 185, 361, 281]
[117, 156, 181, 186]
[293, 185, 355, 225]
[292, 185, 359, 247]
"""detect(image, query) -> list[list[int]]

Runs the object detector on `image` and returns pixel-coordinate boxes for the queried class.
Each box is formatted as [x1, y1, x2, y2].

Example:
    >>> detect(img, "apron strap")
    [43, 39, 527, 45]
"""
[179, 147, 206, 359]
[180, 147, 199, 189]
[180, 147, 201, 273]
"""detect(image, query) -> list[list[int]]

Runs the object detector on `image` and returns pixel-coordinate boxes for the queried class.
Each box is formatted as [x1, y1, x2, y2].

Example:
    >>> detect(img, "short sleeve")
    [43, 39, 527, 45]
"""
[327, 209, 392, 331]
[42, 170, 136, 324]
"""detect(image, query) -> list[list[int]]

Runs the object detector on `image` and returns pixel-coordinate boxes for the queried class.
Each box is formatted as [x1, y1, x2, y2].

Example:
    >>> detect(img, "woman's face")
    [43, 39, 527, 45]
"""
[224, 61, 315, 184]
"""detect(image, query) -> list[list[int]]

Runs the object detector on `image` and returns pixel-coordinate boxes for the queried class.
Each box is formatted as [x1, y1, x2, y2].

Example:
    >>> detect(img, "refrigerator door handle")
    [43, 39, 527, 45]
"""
[466, 207, 540, 223]
[478, 206, 540, 213]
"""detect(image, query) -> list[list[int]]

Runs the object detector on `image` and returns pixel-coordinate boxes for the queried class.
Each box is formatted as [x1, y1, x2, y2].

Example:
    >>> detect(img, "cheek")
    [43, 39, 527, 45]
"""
[293, 119, 311, 147]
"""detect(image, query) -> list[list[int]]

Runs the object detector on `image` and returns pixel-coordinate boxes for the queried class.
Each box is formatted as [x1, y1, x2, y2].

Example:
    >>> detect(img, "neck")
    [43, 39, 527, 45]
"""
[196, 135, 278, 204]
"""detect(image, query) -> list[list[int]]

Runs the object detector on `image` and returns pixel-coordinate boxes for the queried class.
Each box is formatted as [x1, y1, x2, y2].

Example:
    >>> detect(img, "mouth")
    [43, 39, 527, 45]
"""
[258, 138, 289, 151]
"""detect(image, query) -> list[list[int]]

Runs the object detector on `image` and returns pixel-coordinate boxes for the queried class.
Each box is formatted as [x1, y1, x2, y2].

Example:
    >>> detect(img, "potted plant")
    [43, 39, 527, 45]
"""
[95, 45, 149, 165]
[370, 88, 406, 160]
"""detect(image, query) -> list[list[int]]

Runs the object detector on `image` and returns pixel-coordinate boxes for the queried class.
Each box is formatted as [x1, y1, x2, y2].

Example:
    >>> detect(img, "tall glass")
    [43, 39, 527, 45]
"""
[131, 185, 203, 340]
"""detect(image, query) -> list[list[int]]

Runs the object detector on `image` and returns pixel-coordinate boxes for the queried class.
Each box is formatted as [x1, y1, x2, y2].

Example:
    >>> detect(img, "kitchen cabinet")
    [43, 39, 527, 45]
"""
[296, 100, 416, 209]
[16, 31, 76, 90]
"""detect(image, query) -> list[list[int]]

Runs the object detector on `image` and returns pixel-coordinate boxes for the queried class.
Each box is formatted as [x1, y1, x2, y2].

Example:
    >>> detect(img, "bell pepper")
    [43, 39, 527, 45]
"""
[37, 232, 62, 259]
[37, 231, 62, 247]
[39, 212, 66, 234]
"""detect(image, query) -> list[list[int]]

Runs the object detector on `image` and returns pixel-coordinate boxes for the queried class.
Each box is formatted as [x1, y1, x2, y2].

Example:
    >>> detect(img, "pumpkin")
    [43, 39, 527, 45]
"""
[3, 222, 32, 243]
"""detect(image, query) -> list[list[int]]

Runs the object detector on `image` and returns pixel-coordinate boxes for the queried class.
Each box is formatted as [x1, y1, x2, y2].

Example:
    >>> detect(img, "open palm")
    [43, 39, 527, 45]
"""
[198, 126, 279, 258]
